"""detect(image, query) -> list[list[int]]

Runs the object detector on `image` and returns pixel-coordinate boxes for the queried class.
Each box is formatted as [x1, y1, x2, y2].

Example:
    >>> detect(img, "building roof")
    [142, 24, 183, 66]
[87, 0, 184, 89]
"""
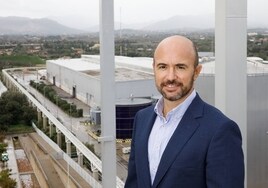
[116, 98, 152, 106]
[47, 55, 154, 81]
[200, 57, 268, 75]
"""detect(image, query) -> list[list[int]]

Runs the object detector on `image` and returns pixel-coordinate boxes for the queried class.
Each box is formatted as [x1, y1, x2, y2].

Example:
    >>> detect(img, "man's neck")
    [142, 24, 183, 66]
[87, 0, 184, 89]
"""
[162, 88, 194, 117]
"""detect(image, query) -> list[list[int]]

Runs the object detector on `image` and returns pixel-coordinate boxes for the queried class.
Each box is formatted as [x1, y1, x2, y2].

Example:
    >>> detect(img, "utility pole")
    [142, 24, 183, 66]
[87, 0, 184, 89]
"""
[99, 0, 116, 187]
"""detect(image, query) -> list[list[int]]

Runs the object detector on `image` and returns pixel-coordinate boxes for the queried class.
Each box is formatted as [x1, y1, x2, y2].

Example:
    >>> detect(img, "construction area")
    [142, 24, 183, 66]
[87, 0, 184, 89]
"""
[8, 133, 93, 188]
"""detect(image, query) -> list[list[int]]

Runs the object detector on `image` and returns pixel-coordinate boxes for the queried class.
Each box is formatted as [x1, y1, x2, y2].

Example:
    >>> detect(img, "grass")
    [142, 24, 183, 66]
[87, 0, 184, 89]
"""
[7, 124, 35, 134]
[0, 54, 45, 65]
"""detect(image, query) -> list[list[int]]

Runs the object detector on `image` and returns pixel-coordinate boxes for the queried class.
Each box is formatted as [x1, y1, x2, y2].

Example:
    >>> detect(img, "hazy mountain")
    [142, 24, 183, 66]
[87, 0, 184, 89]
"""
[140, 14, 214, 31]
[0, 16, 86, 35]
[85, 15, 215, 33]
[136, 14, 268, 31]
[0, 15, 267, 36]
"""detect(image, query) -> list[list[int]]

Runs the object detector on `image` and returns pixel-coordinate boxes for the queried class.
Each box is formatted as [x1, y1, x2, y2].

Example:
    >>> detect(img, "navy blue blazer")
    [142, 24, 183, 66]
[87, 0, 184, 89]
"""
[125, 94, 244, 188]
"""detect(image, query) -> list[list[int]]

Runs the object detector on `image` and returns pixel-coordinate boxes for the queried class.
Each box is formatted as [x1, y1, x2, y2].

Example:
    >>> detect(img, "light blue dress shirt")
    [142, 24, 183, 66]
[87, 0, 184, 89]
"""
[148, 90, 196, 184]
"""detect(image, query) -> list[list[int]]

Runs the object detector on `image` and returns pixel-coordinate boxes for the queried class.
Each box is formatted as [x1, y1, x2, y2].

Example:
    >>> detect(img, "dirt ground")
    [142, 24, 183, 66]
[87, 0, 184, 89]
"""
[13, 139, 41, 188]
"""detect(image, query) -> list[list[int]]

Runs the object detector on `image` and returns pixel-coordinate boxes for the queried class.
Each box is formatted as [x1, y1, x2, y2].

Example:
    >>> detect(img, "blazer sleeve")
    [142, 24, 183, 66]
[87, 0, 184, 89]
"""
[124, 113, 138, 188]
[206, 120, 245, 188]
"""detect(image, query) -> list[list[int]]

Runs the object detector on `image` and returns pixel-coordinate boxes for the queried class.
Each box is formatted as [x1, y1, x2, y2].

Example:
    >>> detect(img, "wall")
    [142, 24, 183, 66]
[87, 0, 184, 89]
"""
[47, 61, 160, 107]
[196, 74, 268, 188]
[247, 75, 268, 188]
[115, 79, 159, 99]
[46, 61, 101, 106]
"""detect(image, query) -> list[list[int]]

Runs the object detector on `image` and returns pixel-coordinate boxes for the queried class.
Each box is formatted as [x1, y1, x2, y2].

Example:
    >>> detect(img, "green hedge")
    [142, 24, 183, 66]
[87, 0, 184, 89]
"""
[29, 81, 83, 117]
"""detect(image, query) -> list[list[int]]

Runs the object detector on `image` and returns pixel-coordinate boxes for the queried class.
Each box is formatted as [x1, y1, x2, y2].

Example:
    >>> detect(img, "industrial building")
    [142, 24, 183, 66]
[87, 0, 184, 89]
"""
[46, 55, 156, 139]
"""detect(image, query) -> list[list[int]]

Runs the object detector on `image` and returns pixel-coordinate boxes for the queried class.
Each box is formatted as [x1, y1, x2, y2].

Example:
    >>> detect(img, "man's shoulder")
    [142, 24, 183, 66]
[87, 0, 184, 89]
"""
[136, 104, 155, 116]
[192, 94, 234, 123]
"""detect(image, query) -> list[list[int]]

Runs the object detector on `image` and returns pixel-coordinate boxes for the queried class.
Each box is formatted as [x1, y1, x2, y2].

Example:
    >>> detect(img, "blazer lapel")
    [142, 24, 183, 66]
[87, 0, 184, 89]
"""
[152, 95, 204, 187]
[136, 108, 157, 187]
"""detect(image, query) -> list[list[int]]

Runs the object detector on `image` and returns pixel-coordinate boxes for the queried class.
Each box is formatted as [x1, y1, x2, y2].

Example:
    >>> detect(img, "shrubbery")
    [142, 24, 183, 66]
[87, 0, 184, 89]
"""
[29, 80, 83, 117]
[0, 91, 37, 132]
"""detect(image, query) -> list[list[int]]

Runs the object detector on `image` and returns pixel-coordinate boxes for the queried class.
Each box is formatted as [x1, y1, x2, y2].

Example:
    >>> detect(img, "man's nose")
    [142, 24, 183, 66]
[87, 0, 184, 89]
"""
[166, 68, 177, 80]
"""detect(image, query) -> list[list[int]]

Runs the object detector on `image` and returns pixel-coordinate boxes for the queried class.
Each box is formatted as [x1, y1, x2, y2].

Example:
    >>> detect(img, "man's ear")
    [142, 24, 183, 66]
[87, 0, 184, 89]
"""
[194, 64, 202, 81]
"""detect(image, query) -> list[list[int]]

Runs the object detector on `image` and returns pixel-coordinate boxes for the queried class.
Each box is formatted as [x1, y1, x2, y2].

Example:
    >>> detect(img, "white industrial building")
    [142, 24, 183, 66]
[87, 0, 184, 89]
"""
[46, 55, 158, 107]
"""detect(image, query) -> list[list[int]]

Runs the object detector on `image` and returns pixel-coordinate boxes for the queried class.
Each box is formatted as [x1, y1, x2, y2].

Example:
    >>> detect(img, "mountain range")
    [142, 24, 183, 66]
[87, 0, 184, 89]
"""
[0, 16, 267, 35]
[0, 16, 84, 35]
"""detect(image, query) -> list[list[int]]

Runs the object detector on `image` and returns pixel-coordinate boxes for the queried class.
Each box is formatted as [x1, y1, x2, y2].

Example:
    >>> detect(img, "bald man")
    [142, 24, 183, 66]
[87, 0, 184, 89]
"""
[125, 35, 244, 188]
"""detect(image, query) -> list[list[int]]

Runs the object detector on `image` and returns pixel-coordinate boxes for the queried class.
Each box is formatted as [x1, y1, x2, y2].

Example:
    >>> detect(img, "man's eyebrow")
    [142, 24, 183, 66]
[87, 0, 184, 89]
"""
[155, 62, 167, 66]
[175, 63, 188, 67]
[155, 62, 189, 67]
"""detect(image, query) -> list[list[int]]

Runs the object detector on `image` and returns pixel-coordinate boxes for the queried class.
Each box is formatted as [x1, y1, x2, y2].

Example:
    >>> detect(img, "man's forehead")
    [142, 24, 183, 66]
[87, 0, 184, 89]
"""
[153, 58, 192, 66]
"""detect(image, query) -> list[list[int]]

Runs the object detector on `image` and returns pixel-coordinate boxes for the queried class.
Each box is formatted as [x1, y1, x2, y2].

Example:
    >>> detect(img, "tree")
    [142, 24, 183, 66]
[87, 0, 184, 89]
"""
[0, 91, 36, 127]
[0, 169, 17, 188]
[0, 142, 7, 155]
[21, 105, 36, 125]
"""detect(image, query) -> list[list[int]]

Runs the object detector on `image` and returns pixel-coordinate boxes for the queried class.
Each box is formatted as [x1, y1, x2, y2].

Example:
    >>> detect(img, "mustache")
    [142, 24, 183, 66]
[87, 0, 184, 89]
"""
[161, 80, 182, 87]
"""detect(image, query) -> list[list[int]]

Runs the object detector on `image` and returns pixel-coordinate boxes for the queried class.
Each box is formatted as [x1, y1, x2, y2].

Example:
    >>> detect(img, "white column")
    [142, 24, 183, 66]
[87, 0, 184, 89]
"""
[99, 1, 116, 188]
[65, 138, 72, 157]
[91, 163, 99, 180]
[42, 114, 48, 130]
[49, 120, 54, 137]
[56, 128, 62, 148]
[76, 149, 84, 167]
[215, 0, 247, 186]
[37, 109, 42, 125]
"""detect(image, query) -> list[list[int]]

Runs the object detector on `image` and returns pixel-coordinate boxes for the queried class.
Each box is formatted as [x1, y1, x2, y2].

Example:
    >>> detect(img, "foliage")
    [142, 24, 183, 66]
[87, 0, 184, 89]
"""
[0, 142, 7, 155]
[0, 55, 45, 70]
[0, 54, 44, 64]
[7, 124, 35, 134]
[0, 134, 5, 142]
[84, 143, 95, 154]
[0, 169, 17, 188]
[29, 81, 83, 117]
[0, 91, 37, 131]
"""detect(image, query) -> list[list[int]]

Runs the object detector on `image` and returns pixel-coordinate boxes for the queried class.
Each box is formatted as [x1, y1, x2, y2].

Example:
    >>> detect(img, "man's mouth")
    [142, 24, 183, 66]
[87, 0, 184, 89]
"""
[162, 81, 182, 88]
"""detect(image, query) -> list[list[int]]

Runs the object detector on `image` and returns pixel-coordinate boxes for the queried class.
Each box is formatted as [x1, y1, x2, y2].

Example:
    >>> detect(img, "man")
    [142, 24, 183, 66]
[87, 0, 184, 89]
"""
[125, 35, 244, 188]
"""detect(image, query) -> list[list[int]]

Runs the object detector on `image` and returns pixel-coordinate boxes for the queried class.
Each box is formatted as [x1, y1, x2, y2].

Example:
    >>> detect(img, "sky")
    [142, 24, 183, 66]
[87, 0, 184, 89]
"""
[0, 0, 267, 30]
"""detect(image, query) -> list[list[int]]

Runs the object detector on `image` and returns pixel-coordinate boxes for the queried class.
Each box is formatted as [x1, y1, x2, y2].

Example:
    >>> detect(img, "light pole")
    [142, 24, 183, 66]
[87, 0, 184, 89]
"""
[69, 102, 73, 133]
[55, 95, 59, 118]
[35, 81, 38, 97]
[36, 68, 38, 80]
[67, 159, 70, 188]
[43, 86, 47, 108]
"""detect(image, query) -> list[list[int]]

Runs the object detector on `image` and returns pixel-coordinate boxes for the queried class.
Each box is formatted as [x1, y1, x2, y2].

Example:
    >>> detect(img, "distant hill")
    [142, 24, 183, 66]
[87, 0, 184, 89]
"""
[122, 14, 267, 32]
[85, 15, 215, 33]
[0, 16, 85, 35]
[140, 14, 214, 31]
[1, 15, 267, 35]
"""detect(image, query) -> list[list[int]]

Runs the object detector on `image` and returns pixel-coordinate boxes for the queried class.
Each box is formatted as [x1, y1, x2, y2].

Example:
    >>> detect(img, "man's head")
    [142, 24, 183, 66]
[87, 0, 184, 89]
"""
[153, 35, 202, 104]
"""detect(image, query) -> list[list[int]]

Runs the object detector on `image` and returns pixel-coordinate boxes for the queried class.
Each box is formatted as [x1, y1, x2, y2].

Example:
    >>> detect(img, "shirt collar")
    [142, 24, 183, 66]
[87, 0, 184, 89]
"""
[154, 90, 197, 120]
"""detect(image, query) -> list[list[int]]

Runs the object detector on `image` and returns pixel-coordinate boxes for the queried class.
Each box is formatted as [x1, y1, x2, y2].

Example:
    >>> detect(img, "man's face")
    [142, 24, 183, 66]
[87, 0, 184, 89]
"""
[153, 43, 201, 103]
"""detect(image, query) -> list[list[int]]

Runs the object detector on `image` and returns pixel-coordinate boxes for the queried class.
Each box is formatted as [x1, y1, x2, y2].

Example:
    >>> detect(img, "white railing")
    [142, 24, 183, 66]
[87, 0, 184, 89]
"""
[32, 122, 102, 188]
[2, 68, 125, 188]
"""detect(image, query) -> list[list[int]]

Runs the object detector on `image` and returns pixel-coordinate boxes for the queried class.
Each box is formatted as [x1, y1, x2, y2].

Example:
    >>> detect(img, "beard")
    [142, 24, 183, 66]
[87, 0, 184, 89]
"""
[157, 76, 194, 102]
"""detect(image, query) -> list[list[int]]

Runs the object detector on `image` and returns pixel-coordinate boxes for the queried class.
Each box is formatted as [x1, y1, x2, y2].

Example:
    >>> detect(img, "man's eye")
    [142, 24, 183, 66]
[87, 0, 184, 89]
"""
[158, 65, 166, 69]
[177, 66, 185, 70]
